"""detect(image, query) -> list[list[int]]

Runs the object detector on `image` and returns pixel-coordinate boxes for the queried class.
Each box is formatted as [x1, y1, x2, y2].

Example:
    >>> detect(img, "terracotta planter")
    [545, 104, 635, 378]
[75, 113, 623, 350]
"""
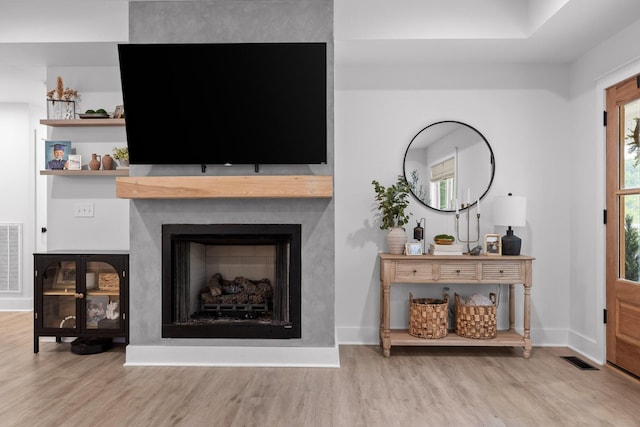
[387, 226, 407, 254]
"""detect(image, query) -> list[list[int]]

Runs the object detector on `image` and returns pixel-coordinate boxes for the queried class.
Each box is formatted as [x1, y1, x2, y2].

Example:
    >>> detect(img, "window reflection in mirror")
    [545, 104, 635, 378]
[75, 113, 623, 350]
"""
[403, 121, 495, 212]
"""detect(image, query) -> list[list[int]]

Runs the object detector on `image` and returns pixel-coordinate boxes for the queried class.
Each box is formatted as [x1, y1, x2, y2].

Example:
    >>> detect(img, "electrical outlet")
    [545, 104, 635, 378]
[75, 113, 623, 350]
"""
[74, 202, 94, 218]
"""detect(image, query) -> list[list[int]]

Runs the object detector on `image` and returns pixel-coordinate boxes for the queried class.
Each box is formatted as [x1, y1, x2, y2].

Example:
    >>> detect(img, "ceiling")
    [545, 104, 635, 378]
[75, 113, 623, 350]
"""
[334, 0, 640, 64]
[1, 0, 640, 103]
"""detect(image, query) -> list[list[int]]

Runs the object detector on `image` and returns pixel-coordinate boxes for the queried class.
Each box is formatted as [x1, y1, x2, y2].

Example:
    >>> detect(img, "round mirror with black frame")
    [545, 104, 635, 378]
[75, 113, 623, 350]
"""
[403, 120, 495, 212]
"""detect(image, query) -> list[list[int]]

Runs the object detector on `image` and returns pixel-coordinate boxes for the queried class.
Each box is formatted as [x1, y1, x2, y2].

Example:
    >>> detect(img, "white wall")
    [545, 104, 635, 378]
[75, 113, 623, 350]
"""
[43, 66, 129, 252]
[0, 103, 41, 310]
[567, 19, 640, 362]
[334, 16, 640, 364]
[0, 1, 128, 309]
[334, 63, 571, 345]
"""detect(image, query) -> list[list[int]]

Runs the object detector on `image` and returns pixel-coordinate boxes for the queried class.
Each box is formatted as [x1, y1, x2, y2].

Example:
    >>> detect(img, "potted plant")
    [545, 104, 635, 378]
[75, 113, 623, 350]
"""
[112, 146, 129, 168]
[372, 175, 412, 254]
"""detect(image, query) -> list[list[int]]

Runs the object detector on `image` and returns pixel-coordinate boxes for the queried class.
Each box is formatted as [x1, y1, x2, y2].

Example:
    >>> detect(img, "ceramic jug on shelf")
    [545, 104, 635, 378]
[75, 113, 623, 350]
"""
[89, 154, 101, 170]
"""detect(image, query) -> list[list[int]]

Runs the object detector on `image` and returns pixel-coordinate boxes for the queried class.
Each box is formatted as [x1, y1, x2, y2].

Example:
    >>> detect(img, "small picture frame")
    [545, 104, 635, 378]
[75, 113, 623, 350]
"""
[484, 234, 502, 256]
[113, 104, 125, 119]
[54, 261, 76, 288]
[68, 154, 81, 170]
[405, 242, 423, 256]
[44, 140, 71, 170]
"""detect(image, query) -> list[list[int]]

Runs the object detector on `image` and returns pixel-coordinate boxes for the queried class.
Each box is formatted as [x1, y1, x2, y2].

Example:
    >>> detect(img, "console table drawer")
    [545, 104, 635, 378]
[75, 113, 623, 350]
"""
[395, 262, 434, 281]
[482, 263, 522, 281]
[439, 263, 478, 280]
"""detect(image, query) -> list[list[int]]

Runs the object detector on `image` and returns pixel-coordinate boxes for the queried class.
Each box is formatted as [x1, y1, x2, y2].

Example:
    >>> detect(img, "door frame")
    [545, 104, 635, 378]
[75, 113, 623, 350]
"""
[597, 59, 640, 363]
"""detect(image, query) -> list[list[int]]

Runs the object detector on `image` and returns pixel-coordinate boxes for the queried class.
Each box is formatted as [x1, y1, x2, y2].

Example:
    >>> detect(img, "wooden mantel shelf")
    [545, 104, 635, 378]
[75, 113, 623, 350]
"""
[115, 175, 333, 199]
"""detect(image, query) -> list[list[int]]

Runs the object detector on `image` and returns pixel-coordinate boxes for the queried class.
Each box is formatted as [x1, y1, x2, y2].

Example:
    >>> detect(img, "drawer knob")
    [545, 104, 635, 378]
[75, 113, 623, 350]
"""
[499, 270, 504, 273]
[456, 269, 460, 273]
[413, 269, 417, 273]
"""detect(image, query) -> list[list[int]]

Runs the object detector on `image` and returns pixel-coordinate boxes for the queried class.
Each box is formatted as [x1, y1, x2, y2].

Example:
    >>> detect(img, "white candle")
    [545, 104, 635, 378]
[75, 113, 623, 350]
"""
[467, 188, 471, 205]
[477, 198, 480, 214]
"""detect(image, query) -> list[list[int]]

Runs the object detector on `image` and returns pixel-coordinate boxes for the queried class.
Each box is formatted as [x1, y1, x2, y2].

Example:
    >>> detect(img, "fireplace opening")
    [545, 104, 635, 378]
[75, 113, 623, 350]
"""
[162, 224, 301, 339]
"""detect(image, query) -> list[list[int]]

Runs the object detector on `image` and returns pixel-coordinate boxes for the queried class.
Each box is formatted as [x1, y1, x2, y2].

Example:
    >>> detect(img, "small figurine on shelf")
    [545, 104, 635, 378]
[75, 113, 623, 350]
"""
[105, 301, 120, 320]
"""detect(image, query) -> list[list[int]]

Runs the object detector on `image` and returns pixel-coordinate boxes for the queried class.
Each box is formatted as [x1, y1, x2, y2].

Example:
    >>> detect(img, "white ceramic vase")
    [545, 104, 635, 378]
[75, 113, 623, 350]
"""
[387, 226, 407, 254]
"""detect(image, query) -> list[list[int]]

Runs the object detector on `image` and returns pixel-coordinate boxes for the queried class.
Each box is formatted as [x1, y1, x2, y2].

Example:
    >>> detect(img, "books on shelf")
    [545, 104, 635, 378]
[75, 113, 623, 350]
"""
[429, 243, 464, 255]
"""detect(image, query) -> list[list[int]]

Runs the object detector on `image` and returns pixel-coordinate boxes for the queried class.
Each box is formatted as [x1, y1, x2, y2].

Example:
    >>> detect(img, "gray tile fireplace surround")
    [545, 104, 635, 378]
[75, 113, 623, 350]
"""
[125, 195, 337, 367]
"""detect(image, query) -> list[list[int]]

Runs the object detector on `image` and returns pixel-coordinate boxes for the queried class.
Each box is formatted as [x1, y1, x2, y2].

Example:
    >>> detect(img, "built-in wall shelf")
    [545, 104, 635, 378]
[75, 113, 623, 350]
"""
[116, 175, 333, 199]
[40, 169, 129, 176]
[40, 119, 125, 127]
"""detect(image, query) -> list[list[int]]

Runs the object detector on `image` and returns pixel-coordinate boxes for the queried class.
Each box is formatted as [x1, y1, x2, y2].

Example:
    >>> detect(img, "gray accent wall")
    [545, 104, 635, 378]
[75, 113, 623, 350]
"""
[127, 1, 335, 348]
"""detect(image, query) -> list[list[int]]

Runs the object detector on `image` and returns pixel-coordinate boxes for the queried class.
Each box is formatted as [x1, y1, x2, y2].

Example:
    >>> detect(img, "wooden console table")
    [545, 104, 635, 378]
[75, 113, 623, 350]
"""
[379, 253, 534, 358]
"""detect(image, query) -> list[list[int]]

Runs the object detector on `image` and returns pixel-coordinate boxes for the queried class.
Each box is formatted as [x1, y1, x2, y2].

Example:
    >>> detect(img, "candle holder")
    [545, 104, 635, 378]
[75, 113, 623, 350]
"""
[456, 203, 481, 254]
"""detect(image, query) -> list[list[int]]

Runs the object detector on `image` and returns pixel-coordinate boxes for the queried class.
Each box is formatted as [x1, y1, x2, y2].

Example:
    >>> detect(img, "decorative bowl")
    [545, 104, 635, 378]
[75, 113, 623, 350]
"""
[434, 239, 455, 245]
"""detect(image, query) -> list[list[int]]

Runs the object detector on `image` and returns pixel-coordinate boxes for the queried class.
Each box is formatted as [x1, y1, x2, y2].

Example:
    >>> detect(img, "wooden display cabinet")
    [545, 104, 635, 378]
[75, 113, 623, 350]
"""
[33, 251, 129, 353]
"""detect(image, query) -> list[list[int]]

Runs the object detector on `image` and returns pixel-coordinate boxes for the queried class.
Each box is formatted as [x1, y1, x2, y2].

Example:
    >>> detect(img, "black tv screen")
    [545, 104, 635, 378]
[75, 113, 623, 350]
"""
[117, 43, 327, 166]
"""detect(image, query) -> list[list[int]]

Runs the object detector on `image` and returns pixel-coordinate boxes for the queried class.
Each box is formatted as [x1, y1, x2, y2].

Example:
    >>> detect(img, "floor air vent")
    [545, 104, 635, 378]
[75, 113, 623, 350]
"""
[560, 356, 599, 370]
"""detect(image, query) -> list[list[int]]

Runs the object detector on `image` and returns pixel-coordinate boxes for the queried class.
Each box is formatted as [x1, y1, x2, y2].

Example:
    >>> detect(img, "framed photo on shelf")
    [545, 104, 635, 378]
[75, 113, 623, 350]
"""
[484, 234, 502, 256]
[405, 242, 423, 256]
[44, 140, 71, 170]
[67, 154, 81, 170]
[113, 104, 125, 119]
[54, 261, 76, 288]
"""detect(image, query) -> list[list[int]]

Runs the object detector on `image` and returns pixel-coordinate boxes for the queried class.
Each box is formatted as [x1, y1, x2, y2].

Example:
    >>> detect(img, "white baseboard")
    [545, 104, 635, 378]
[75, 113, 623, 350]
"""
[125, 344, 341, 367]
[567, 329, 604, 365]
[0, 298, 32, 311]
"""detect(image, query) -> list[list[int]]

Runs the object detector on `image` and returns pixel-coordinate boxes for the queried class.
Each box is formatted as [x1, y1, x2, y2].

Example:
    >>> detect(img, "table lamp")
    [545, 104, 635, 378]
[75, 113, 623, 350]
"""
[493, 193, 527, 256]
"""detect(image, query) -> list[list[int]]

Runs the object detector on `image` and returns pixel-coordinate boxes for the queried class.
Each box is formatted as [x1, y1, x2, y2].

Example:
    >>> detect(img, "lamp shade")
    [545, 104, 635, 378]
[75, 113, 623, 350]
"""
[493, 195, 527, 227]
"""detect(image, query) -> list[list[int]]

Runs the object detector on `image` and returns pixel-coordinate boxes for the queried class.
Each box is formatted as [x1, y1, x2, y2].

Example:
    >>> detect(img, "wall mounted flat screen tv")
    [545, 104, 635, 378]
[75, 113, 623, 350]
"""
[117, 42, 327, 166]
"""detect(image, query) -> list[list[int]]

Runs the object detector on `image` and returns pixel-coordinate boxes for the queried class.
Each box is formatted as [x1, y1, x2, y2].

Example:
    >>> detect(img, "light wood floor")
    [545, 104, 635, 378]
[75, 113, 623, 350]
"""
[3, 311, 640, 427]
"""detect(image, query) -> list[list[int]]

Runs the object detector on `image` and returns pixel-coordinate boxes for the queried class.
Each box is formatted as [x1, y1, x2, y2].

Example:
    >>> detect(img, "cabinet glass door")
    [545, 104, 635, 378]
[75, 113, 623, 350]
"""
[41, 260, 77, 329]
[85, 261, 120, 330]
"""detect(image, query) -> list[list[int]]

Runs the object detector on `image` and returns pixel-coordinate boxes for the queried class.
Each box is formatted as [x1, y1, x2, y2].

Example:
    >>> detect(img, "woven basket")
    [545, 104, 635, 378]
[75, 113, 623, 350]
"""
[98, 273, 119, 291]
[408, 292, 449, 339]
[455, 293, 497, 339]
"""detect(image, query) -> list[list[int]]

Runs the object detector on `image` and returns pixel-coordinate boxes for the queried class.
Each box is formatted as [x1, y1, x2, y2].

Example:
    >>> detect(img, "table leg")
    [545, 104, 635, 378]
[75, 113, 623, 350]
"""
[381, 279, 391, 357]
[523, 281, 532, 359]
[509, 284, 515, 331]
[379, 280, 383, 347]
